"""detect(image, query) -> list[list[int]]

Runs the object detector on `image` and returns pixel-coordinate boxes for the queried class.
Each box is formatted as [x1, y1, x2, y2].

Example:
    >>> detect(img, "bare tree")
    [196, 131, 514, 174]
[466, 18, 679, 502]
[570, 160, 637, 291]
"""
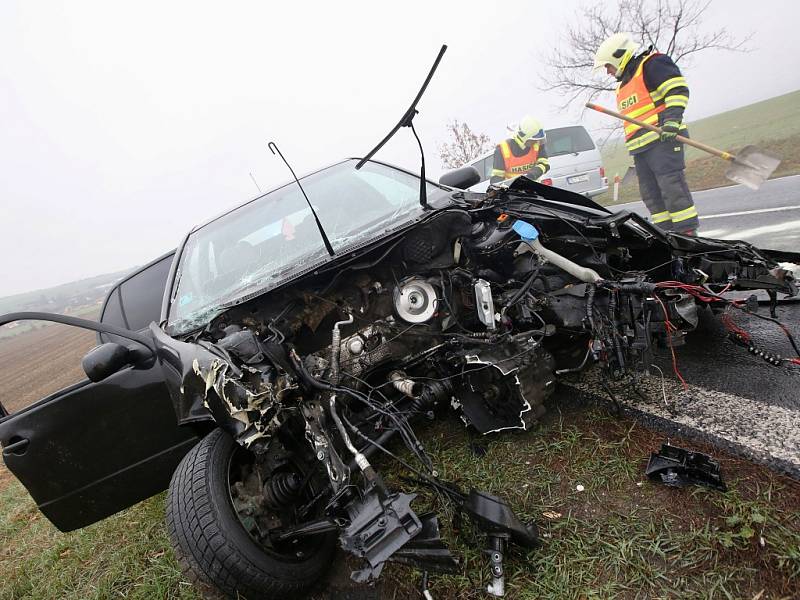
[542, 0, 752, 111]
[438, 120, 492, 169]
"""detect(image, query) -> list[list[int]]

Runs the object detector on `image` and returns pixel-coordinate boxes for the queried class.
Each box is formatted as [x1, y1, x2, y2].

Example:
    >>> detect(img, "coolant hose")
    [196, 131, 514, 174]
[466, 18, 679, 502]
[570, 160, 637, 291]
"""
[512, 220, 603, 284]
[329, 313, 354, 385]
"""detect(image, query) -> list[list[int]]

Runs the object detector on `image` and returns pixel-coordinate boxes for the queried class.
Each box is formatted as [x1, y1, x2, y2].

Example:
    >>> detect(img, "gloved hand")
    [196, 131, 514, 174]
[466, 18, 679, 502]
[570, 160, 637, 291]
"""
[660, 121, 681, 142]
[526, 165, 545, 181]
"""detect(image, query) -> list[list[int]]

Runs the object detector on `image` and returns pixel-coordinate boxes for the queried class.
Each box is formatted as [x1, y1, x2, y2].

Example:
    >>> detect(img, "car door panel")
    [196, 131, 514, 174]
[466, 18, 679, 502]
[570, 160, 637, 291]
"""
[0, 346, 197, 531]
[0, 251, 197, 532]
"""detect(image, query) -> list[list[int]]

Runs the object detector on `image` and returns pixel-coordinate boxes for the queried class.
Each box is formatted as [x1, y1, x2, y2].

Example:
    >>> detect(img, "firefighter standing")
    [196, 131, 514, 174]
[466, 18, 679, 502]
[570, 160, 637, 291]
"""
[490, 116, 550, 184]
[594, 33, 699, 234]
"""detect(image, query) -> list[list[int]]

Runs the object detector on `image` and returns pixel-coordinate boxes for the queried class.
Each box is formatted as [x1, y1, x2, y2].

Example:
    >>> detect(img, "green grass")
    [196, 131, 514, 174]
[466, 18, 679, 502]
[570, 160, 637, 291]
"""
[381, 409, 800, 599]
[0, 481, 200, 600]
[2, 407, 798, 599]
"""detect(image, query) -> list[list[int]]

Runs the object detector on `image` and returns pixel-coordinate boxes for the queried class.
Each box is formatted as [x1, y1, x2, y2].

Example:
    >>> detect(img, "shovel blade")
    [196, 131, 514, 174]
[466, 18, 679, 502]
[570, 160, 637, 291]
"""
[725, 145, 781, 190]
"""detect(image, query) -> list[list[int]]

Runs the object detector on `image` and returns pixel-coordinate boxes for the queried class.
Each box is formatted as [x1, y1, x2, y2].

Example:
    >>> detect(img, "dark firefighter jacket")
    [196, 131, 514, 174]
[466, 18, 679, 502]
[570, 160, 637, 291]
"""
[617, 49, 689, 154]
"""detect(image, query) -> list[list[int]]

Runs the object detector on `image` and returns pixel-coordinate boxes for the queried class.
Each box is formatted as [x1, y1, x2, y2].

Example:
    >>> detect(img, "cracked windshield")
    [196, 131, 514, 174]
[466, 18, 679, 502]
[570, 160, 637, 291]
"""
[168, 160, 436, 333]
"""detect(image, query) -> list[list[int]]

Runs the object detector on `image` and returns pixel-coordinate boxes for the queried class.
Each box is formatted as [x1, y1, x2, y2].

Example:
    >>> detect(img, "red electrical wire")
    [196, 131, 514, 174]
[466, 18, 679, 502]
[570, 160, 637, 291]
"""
[654, 295, 688, 391]
[721, 307, 751, 342]
[655, 279, 799, 359]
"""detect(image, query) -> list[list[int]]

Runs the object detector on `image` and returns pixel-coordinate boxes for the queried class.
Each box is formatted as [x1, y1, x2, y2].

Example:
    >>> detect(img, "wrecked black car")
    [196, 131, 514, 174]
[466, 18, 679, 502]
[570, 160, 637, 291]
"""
[1, 155, 798, 599]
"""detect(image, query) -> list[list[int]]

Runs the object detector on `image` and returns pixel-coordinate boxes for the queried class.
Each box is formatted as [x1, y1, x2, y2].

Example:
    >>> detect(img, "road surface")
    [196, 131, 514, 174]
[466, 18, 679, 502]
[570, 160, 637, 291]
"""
[613, 173, 800, 251]
[587, 175, 800, 478]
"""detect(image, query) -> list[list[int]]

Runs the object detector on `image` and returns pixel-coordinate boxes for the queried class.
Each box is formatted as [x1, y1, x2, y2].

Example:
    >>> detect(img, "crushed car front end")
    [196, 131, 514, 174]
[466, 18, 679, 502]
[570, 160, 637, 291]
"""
[147, 160, 797, 597]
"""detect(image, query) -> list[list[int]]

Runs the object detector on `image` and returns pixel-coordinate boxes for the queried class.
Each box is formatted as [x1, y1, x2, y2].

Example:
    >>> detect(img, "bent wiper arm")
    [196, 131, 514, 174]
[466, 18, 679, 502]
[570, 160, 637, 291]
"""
[356, 44, 448, 209]
[268, 141, 335, 257]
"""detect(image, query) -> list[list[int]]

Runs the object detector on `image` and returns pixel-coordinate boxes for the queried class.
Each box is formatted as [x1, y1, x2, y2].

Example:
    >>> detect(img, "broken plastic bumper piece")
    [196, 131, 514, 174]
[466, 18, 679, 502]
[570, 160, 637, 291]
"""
[645, 443, 727, 491]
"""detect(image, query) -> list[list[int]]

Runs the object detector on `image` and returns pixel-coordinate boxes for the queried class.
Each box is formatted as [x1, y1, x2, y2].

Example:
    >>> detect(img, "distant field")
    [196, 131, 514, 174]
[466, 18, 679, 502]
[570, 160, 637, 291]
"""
[0, 325, 95, 413]
[597, 89, 800, 204]
[0, 304, 101, 341]
[0, 269, 127, 316]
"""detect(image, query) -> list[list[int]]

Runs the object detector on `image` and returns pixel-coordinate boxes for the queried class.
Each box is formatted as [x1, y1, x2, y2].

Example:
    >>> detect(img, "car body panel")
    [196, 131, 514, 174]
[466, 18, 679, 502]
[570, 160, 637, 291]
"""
[0, 363, 198, 531]
[0, 252, 198, 532]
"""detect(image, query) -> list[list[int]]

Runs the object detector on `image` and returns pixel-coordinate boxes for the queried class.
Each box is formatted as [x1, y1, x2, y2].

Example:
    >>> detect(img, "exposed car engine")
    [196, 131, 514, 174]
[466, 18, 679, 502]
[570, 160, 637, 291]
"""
[151, 177, 798, 596]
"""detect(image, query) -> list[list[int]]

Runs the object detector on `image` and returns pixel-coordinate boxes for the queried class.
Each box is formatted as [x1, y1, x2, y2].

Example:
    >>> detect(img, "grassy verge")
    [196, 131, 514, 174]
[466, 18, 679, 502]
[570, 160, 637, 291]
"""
[380, 406, 800, 599]
[3, 403, 797, 599]
[597, 132, 800, 206]
[0, 472, 199, 600]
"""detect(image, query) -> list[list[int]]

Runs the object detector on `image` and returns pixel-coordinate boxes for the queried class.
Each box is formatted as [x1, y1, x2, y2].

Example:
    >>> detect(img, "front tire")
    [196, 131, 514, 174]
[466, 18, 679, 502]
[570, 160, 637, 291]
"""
[166, 429, 335, 599]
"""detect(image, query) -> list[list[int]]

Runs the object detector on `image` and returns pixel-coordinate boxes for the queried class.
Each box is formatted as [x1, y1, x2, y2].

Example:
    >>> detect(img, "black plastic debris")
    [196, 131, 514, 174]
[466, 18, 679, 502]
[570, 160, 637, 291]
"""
[462, 490, 540, 597]
[645, 443, 727, 491]
[388, 513, 459, 574]
[341, 487, 422, 583]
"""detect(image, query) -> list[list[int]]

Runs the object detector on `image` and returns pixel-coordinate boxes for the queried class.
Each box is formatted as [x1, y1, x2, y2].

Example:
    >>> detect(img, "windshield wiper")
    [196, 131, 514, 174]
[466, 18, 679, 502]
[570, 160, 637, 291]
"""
[268, 141, 335, 257]
[356, 44, 448, 210]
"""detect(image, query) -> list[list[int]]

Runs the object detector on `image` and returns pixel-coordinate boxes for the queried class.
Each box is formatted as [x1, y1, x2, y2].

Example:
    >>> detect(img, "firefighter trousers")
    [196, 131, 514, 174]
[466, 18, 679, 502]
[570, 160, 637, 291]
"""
[633, 140, 699, 233]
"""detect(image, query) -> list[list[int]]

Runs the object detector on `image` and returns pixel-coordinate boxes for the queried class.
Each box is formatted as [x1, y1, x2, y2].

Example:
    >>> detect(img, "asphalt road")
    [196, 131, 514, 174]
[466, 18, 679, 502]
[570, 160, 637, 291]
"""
[613, 173, 800, 252]
[597, 175, 800, 478]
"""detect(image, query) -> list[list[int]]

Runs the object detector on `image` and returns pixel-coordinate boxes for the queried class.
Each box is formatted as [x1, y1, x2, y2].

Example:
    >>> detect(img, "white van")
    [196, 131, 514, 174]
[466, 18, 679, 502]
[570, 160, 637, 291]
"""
[465, 125, 608, 196]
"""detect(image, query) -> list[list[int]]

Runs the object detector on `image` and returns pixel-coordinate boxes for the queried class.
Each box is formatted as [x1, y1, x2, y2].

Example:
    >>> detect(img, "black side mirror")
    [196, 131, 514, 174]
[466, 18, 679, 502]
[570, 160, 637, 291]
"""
[82, 343, 132, 382]
[439, 166, 481, 189]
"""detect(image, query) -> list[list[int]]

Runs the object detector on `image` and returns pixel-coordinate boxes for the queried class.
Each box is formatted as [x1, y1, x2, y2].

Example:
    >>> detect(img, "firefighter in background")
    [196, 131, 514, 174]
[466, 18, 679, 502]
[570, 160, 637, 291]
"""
[594, 33, 699, 234]
[490, 116, 550, 184]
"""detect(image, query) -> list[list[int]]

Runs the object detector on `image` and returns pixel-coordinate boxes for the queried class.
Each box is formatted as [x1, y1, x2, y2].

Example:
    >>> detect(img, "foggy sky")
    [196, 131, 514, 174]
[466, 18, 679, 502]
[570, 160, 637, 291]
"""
[1, 0, 798, 297]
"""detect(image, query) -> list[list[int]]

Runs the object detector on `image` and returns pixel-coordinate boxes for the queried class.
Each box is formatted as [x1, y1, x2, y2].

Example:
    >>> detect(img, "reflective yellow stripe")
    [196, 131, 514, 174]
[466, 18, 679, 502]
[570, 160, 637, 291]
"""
[626, 102, 659, 120]
[664, 94, 689, 108]
[651, 211, 671, 223]
[670, 206, 698, 222]
[652, 76, 688, 100]
[536, 158, 549, 166]
[625, 130, 660, 151]
[491, 168, 506, 177]
[624, 113, 660, 136]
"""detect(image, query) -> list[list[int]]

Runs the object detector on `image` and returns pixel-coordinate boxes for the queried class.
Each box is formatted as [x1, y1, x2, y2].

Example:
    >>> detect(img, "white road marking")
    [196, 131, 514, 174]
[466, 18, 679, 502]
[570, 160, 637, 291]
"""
[610, 173, 800, 208]
[569, 372, 800, 474]
[625, 382, 800, 473]
[691, 173, 800, 196]
[700, 205, 800, 220]
[700, 218, 800, 240]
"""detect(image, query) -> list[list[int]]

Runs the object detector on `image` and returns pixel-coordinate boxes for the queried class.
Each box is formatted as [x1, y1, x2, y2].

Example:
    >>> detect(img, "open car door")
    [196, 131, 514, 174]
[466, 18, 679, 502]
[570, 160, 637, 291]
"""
[0, 253, 199, 532]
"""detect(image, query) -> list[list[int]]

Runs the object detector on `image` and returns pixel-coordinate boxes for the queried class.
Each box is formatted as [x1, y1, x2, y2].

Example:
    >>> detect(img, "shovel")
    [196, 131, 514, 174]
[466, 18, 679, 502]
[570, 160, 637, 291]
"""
[586, 102, 781, 190]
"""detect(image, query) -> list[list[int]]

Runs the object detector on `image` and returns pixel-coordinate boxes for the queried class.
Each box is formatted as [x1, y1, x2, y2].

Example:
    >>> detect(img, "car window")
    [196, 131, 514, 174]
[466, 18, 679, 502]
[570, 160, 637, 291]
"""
[469, 158, 484, 181]
[99, 288, 125, 329]
[545, 126, 596, 157]
[118, 256, 173, 331]
[478, 157, 491, 181]
[167, 160, 439, 335]
[469, 157, 492, 182]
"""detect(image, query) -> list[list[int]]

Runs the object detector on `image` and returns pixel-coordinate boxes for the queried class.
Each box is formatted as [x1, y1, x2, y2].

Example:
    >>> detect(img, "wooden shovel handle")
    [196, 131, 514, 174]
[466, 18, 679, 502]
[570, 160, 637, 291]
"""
[585, 103, 735, 161]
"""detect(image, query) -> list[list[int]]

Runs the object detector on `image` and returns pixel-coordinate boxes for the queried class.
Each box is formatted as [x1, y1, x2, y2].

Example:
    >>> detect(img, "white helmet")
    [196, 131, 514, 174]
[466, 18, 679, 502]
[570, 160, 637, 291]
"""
[593, 33, 639, 79]
[516, 115, 545, 143]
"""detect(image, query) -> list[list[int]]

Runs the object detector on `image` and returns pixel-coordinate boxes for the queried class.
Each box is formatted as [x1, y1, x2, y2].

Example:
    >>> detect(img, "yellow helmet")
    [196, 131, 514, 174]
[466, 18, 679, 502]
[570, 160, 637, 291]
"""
[593, 33, 639, 79]
[516, 115, 545, 144]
